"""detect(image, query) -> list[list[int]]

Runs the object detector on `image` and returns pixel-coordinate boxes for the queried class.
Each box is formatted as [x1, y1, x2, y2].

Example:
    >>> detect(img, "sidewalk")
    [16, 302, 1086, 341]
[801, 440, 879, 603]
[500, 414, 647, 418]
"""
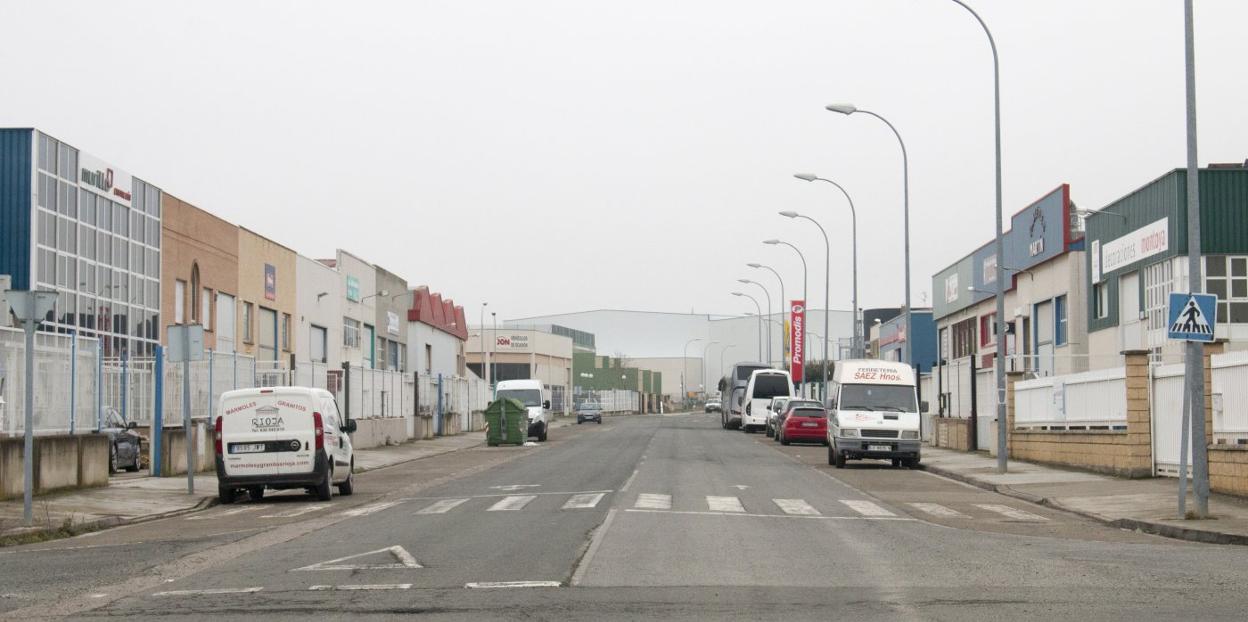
[921, 446, 1248, 545]
[0, 430, 491, 543]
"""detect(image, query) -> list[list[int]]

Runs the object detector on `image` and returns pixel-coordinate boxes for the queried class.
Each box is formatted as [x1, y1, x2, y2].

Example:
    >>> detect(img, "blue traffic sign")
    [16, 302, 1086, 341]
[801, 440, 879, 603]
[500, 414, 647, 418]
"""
[1167, 292, 1217, 342]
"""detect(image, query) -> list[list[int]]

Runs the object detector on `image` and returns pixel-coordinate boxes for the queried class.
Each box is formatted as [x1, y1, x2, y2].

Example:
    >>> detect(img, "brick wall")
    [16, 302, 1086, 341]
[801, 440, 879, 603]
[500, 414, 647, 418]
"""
[933, 417, 972, 451]
[1209, 446, 1248, 497]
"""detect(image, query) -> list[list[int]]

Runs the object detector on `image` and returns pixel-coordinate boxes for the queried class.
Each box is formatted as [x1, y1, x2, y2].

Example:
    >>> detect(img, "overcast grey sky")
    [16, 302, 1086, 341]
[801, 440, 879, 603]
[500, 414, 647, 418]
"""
[4, 1, 1246, 321]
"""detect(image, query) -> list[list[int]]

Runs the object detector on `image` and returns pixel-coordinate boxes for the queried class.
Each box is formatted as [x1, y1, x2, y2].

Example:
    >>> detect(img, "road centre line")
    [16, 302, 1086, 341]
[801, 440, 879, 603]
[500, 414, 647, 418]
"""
[624, 508, 915, 521]
[570, 508, 617, 586]
[153, 587, 263, 596]
[309, 584, 412, 591]
[464, 581, 562, 589]
[400, 490, 614, 501]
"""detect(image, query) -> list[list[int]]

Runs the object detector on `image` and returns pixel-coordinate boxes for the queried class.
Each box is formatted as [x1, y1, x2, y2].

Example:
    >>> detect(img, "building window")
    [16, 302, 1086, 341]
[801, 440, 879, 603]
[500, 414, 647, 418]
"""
[190, 263, 201, 322]
[243, 302, 254, 343]
[281, 313, 291, 351]
[1093, 282, 1109, 319]
[1055, 295, 1068, 346]
[202, 288, 213, 331]
[1144, 260, 1175, 332]
[951, 317, 976, 359]
[1205, 256, 1248, 323]
[425, 343, 433, 374]
[174, 279, 186, 324]
[979, 313, 996, 347]
[343, 317, 361, 348]
[310, 325, 328, 363]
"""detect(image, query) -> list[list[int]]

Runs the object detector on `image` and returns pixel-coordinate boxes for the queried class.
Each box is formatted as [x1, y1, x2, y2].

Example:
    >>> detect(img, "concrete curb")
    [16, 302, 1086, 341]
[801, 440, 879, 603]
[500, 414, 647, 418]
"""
[0, 494, 218, 546]
[919, 462, 1248, 546]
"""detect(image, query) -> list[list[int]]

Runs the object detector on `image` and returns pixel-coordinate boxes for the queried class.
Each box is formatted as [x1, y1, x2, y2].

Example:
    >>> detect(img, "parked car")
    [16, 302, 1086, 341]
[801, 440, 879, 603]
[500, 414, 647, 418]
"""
[495, 379, 552, 442]
[576, 402, 603, 424]
[101, 408, 143, 474]
[215, 387, 356, 503]
[773, 399, 821, 443]
[778, 403, 829, 446]
[764, 397, 792, 437]
[741, 369, 794, 433]
[704, 399, 722, 413]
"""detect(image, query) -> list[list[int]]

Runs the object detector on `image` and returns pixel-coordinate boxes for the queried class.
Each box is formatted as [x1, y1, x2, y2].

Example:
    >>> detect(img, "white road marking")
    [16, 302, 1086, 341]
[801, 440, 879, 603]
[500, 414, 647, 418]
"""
[634, 493, 672, 510]
[153, 587, 263, 596]
[185, 507, 260, 520]
[570, 508, 617, 586]
[732, 484, 750, 490]
[488, 495, 537, 511]
[309, 584, 412, 591]
[975, 504, 1049, 521]
[416, 498, 471, 514]
[706, 496, 746, 512]
[464, 581, 561, 589]
[340, 501, 402, 517]
[261, 505, 327, 519]
[293, 545, 422, 571]
[620, 468, 640, 492]
[773, 499, 821, 516]
[562, 493, 606, 510]
[841, 500, 895, 517]
[625, 508, 913, 521]
[401, 490, 612, 501]
[908, 503, 971, 519]
[489, 484, 542, 491]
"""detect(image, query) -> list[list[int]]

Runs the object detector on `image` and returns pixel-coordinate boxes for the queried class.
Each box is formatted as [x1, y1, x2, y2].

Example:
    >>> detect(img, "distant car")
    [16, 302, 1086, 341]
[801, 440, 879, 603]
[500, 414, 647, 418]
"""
[778, 404, 829, 446]
[704, 400, 722, 413]
[576, 402, 603, 424]
[100, 409, 142, 474]
[764, 397, 792, 437]
[774, 400, 821, 444]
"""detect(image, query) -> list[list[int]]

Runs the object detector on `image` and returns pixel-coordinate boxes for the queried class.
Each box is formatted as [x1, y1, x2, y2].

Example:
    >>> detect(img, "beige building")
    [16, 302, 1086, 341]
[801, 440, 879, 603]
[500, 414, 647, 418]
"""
[160, 193, 239, 352]
[237, 227, 297, 365]
[466, 328, 572, 414]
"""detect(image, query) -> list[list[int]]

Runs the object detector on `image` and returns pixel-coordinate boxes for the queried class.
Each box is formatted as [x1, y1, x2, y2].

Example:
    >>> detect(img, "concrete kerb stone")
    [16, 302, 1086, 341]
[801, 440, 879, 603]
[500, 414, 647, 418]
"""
[918, 461, 1248, 547]
[1, 494, 218, 545]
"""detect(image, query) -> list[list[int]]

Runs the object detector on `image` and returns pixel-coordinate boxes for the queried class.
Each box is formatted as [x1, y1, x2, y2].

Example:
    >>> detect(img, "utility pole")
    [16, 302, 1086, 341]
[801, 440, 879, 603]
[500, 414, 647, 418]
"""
[1182, 0, 1209, 517]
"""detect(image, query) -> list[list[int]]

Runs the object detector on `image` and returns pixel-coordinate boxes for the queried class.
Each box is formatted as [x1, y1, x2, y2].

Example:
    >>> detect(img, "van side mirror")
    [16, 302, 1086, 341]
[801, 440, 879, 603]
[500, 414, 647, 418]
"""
[127, 421, 138, 430]
[920, 401, 930, 413]
[543, 400, 551, 409]
[344, 419, 358, 433]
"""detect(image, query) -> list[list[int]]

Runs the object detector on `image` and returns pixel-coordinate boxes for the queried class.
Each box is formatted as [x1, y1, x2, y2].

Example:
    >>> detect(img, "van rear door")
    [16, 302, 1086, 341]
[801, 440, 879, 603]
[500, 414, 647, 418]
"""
[220, 390, 316, 478]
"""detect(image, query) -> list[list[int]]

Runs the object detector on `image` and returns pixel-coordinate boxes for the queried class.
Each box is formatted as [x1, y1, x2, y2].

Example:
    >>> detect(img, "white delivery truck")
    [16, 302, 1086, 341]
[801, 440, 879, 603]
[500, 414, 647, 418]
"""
[495, 379, 552, 442]
[740, 369, 794, 433]
[214, 387, 356, 503]
[826, 360, 923, 469]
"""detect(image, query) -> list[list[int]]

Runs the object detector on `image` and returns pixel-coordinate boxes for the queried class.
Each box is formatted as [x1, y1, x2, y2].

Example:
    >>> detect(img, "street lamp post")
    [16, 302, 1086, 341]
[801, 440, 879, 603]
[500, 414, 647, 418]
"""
[682, 338, 702, 409]
[795, 174, 860, 358]
[718, 344, 736, 393]
[732, 292, 763, 361]
[480, 302, 489, 387]
[491, 311, 497, 387]
[7, 289, 58, 526]
[701, 340, 720, 402]
[738, 279, 772, 364]
[764, 239, 808, 385]
[748, 263, 787, 368]
[780, 211, 832, 402]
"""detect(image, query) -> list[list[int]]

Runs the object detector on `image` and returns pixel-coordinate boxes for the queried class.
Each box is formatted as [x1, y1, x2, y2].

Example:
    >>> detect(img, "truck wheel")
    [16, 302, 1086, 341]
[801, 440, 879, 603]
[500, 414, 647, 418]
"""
[765, 425, 774, 438]
[827, 443, 835, 465]
[128, 449, 142, 472]
[833, 445, 846, 469]
[538, 425, 548, 442]
[904, 456, 921, 468]
[248, 486, 265, 501]
[109, 444, 118, 475]
[218, 484, 236, 505]
[315, 466, 334, 501]
[338, 461, 354, 496]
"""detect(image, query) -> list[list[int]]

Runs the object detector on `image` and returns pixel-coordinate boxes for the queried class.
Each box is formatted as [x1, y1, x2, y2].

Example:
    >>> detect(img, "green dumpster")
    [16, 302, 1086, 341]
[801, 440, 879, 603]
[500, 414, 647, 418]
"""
[485, 398, 528, 446]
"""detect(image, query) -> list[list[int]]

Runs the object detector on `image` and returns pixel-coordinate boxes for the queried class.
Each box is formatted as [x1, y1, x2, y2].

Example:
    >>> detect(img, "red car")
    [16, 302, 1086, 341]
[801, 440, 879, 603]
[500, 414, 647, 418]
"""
[778, 404, 829, 446]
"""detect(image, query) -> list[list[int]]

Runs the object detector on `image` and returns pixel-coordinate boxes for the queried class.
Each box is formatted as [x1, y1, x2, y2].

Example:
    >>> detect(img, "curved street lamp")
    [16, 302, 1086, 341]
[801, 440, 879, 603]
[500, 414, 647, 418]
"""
[701, 340, 721, 401]
[738, 279, 772, 364]
[779, 210, 832, 400]
[764, 238, 809, 382]
[794, 174, 860, 359]
[732, 292, 763, 361]
[682, 337, 702, 408]
[748, 262, 787, 369]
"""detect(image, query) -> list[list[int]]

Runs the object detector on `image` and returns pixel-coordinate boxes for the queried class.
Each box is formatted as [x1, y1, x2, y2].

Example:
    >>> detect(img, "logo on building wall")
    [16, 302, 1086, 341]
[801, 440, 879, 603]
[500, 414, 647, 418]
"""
[1101, 217, 1168, 275]
[982, 254, 997, 285]
[264, 264, 276, 301]
[496, 335, 530, 349]
[77, 151, 133, 207]
[387, 311, 400, 335]
[944, 273, 960, 304]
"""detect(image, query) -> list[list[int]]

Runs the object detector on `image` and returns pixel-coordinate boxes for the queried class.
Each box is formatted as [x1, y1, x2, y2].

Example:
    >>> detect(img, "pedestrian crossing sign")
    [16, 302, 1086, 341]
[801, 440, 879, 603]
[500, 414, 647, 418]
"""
[1167, 292, 1217, 342]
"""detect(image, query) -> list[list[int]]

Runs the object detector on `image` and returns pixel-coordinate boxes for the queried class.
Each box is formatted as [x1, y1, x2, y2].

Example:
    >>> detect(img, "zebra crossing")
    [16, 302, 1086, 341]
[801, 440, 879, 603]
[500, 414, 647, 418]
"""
[183, 492, 1051, 523]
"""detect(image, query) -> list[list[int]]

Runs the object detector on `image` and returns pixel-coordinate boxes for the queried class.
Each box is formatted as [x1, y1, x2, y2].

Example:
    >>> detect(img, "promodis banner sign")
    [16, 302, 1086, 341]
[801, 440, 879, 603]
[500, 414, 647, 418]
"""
[790, 300, 805, 385]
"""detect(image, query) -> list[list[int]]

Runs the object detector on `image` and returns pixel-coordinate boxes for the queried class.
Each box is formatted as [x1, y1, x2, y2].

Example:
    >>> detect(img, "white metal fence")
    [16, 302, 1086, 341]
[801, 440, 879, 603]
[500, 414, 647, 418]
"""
[161, 351, 258, 427]
[1150, 362, 1188, 477]
[0, 328, 101, 435]
[575, 389, 641, 414]
[1212, 350, 1248, 445]
[1014, 367, 1127, 431]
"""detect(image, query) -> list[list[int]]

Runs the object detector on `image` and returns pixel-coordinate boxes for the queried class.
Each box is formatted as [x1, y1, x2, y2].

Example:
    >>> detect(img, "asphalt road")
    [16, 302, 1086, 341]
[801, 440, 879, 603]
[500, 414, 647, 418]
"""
[4, 413, 1248, 620]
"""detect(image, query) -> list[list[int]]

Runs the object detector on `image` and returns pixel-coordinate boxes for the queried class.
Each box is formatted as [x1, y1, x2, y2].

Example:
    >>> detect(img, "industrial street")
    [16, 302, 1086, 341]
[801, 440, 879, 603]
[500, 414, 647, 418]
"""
[2, 413, 1246, 620]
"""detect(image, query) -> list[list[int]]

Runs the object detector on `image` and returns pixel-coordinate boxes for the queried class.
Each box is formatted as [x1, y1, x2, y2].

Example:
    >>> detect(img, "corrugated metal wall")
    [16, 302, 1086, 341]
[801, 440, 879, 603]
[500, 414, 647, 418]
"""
[1192, 169, 1248, 255]
[0, 128, 33, 290]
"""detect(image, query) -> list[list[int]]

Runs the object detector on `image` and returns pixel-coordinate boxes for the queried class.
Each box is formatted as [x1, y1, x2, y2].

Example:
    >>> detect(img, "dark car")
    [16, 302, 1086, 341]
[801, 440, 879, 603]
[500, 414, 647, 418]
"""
[576, 402, 603, 424]
[773, 400, 823, 444]
[100, 409, 143, 474]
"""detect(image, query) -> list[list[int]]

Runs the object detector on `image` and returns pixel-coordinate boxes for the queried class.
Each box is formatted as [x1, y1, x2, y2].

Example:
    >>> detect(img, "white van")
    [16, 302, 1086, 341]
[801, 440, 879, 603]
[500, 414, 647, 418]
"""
[214, 387, 356, 503]
[740, 369, 794, 433]
[826, 360, 923, 469]
[495, 379, 551, 442]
